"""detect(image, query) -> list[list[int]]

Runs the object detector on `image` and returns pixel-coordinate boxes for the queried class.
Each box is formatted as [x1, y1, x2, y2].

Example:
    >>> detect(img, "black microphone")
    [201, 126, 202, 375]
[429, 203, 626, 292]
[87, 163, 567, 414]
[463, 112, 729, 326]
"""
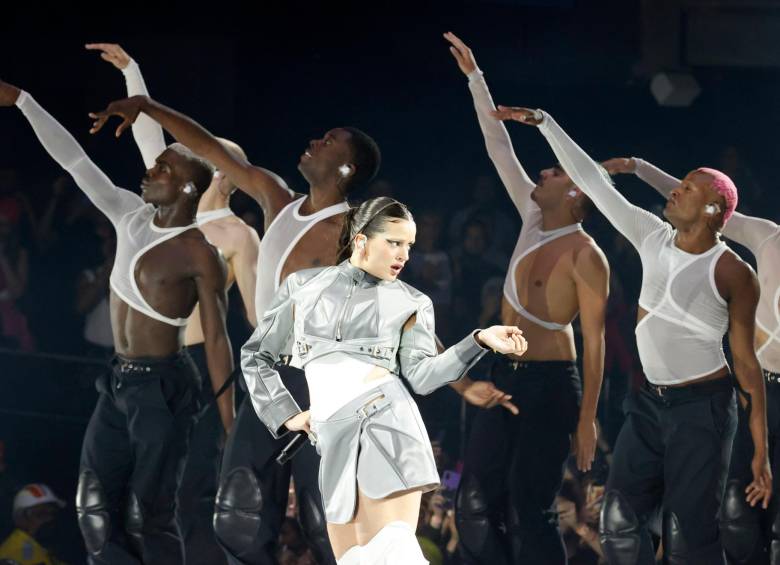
[276, 431, 309, 466]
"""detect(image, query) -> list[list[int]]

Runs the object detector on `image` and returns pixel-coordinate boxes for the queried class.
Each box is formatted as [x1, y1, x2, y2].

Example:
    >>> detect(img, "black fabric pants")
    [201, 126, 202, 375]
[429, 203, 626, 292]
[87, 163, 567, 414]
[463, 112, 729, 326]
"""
[601, 377, 737, 565]
[721, 371, 780, 565]
[456, 359, 582, 565]
[176, 343, 227, 565]
[214, 364, 335, 565]
[77, 353, 200, 565]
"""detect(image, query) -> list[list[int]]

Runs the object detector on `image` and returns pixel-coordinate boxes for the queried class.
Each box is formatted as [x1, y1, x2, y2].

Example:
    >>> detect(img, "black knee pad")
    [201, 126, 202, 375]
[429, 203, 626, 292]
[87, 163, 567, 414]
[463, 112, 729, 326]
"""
[600, 490, 642, 565]
[665, 510, 728, 565]
[721, 479, 762, 564]
[455, 475, 493, 554]
[662, 511, 688, 564]
[456, 474, 489, 518]
[213, 467, 263, 553]
[297, 488, 335, 564]
[124, 491, 144, 542]
[76, 470, 110, 556]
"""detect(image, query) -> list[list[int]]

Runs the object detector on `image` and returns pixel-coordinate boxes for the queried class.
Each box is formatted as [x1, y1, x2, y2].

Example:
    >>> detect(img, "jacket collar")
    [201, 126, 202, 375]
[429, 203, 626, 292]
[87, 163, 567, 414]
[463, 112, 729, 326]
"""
[339, 260, 386, 287]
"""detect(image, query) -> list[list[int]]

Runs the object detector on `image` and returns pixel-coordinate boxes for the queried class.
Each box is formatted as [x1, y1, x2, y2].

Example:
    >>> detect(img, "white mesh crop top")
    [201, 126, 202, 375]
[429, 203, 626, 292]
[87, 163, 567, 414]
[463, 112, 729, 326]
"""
[538, 113, 731, 385]
[467, 70, 580, 332]
[634, 158, 780, 374]
[255, 197, 349, 322]
[15, 91, 196, 327]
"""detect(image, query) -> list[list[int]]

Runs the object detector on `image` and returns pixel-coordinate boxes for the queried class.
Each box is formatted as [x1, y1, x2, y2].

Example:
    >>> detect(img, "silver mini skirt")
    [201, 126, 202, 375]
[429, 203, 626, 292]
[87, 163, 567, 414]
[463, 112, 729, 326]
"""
[309, 377, 440, 524]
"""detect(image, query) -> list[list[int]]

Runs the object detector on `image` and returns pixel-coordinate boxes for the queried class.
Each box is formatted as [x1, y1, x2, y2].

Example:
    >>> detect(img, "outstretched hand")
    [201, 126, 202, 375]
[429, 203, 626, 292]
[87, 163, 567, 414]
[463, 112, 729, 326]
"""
[491, 105, 543, 126]
[85, 43, 132, 70]
[444, 31, 478, 75]
[477, 326, 528, 356]
[461, 379, 519, 415]
[89, 96, 145, 138]
[0, 80, 21, 107]
[601, 157, 636, 176]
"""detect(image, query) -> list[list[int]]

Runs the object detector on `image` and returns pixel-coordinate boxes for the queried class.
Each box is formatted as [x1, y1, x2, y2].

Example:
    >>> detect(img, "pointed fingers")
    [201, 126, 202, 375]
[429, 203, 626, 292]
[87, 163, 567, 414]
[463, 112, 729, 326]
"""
[115, 117, 132, 138]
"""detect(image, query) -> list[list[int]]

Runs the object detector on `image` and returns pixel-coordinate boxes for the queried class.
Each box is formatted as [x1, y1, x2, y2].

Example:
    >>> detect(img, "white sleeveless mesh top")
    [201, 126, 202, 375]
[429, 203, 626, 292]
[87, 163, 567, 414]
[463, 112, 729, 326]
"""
[16, 91, 196, 327]
[254, 197, 349, 321]
[466, 70, 579, 332]
[539, 113, 731, 385]
[633, 158, 780, 374]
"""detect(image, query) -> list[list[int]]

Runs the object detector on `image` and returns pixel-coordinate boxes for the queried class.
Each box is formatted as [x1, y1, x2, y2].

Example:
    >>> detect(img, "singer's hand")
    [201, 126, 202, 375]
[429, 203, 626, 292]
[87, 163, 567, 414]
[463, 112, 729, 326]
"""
[283, 410, 311, 435]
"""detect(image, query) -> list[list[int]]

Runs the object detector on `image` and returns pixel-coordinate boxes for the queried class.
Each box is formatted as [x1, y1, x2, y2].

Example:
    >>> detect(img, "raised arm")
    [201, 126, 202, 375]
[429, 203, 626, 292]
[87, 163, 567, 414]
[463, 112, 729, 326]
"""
[0, 81, 142, 225]
[444, 32, 537, 218]
[87, 44, 170, 169]
[493, 106, 664, 249]
[240, 273, 302, 438]
[89, 95, 295, 225]
[193, 244, 235, 432]
[398, 298, 526, 395]
[608, 156, 780, 253]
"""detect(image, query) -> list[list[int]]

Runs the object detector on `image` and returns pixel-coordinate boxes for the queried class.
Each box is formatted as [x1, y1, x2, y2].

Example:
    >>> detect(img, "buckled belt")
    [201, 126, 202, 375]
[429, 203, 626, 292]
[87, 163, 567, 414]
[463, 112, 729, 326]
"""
[356, 395, 390, 420]
[295, 341, 311, 358]
[765, 370, 780, 385]
[644, 376, 732, 400]
[295, 339, 395, 361]
[357, 344, 395, 359]
[117, 360, 153, 374]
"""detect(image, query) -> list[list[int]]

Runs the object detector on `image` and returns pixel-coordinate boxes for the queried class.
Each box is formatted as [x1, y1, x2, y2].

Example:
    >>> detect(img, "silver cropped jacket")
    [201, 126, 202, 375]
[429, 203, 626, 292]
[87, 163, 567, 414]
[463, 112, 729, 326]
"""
[241, 261, 489, 438]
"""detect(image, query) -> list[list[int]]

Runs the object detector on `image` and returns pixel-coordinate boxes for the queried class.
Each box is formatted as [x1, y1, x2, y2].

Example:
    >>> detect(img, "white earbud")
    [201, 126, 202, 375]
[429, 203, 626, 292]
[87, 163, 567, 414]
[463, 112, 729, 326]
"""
[182, 183, 195, 195]
[339, 165, 351, 178]
[567, 189, 578, 197]
[704, 204, 718, 215]
[357, 239, 366, 250]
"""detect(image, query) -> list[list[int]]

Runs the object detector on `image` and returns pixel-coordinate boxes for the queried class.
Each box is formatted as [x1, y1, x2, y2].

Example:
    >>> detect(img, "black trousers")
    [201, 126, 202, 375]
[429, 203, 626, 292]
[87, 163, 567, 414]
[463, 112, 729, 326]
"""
[214, 364, 335, 565]
[456, 359, 582, 565]
[176, 343, 227, 565]
[77, 353, 200, 565]
[601, 377, 737, 565]
[721, 371, 780, 565]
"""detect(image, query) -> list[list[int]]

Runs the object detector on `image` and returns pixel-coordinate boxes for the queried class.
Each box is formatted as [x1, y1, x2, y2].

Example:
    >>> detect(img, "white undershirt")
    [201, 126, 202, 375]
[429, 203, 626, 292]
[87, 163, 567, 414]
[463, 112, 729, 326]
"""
[306, 353, 394, 421]
[16, 92, 195, 327]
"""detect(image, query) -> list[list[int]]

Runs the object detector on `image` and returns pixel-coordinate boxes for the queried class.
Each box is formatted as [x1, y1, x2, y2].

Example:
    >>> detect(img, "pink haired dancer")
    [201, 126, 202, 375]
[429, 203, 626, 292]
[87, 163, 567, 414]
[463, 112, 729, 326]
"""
[607, 156, 780, 564]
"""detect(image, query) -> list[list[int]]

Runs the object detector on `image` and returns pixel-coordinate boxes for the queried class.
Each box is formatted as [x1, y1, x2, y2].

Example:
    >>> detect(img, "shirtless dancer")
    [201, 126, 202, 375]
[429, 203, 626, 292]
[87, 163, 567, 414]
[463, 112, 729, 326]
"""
[90, 80, 520, 564]
[606, 156, 780, 564]
[494, 104, 773, 563]
[86, 43, 261, 565]
[445, 33, 610, 565]
[0, 79, 234, 565]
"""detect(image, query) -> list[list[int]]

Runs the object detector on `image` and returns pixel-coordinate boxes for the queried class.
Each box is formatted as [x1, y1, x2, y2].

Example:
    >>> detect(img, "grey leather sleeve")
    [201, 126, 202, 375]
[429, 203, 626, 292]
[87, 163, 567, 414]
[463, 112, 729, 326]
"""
[241, 275, 302, 438]
[398, 298, 488, 395]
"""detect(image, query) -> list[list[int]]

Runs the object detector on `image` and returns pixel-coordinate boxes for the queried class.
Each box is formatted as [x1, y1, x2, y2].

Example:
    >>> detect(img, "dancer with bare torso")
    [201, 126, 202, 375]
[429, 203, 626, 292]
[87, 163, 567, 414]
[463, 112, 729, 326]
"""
[494, 102, 772, 564]
[444, 33, 610, 565]
[0, 78, 233, 565]
[86, 43, 262, 565]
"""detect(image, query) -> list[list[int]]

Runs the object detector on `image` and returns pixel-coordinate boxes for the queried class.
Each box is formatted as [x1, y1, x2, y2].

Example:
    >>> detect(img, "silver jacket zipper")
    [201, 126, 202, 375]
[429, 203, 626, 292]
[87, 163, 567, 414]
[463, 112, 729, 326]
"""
[335, 280, 358, 341]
